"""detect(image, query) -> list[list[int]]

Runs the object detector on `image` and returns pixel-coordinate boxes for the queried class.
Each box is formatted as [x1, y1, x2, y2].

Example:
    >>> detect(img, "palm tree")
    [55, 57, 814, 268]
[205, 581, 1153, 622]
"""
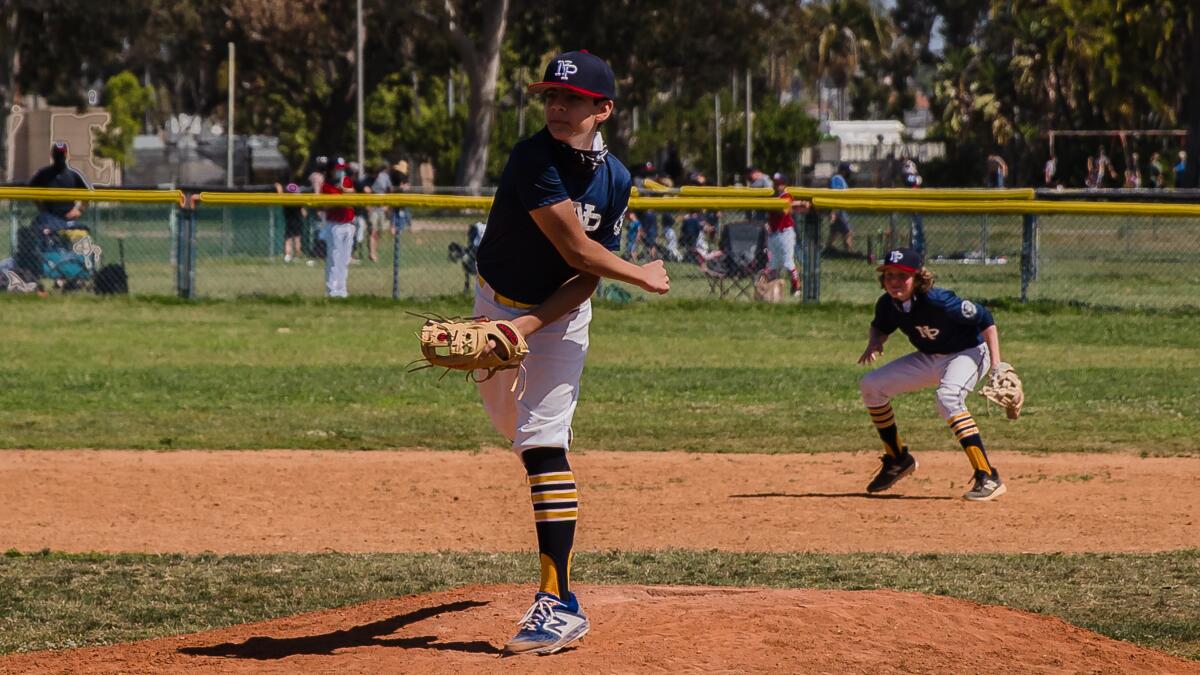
[812, 0, 891, 120]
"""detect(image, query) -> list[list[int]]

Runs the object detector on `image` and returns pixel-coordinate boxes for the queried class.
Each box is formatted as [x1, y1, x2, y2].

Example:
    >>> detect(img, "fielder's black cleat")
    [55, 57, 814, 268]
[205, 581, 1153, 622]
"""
[866, 448, 918, 493]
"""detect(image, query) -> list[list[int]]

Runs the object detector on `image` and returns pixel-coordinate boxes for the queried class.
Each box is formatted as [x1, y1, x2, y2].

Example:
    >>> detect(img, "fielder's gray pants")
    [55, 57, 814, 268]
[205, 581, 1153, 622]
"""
[860, 344, 990, 420]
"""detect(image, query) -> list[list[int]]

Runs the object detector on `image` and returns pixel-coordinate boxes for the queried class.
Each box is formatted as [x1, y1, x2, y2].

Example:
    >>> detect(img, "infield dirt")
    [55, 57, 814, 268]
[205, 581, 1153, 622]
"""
[1, 449, 1197, 554]
[3, 449, 1198, 673]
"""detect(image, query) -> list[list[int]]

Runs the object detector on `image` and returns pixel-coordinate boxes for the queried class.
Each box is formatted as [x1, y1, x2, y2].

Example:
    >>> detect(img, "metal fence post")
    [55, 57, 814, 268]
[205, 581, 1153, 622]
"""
[175, 201, 197, 299]
[981, 214, 990, 260]
[175, 205, 188, 298]
[188, 206, 198, 298]
[391, 228, 401, 300]
[268, 206, 277, 258]
[9, 201, 16, 254]
[801, 207, 821, 303]
[169, 206, 178, 266]
[1020, 214, 1038, 303]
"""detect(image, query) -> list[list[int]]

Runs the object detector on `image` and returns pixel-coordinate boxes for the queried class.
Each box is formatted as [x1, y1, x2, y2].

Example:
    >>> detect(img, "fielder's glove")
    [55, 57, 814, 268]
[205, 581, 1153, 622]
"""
[980, 362, 1024, 420]
[413, 314, 529, 382]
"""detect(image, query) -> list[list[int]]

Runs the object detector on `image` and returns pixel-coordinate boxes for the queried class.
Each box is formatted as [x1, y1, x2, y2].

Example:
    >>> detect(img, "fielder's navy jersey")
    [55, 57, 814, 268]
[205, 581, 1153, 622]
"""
[477, 127, 630, 305]
[871, 287, 995, 354]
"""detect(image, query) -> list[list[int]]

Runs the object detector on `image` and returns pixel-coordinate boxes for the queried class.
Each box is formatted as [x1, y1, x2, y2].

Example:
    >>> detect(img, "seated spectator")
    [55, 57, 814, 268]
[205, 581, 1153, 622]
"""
[29, 141, 91, 234]
[694, 219, 724, 273]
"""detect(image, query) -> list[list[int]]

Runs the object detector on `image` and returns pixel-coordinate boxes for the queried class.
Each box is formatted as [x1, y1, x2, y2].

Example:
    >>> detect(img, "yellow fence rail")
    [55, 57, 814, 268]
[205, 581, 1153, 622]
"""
[811, 197, 1200, 217]
[791, 187, 1034, 200]
[2, 186, 1195, 216]
[196, 191, 793, 212]
[0, 187, 185, 205]
[196, 191, 495, 210]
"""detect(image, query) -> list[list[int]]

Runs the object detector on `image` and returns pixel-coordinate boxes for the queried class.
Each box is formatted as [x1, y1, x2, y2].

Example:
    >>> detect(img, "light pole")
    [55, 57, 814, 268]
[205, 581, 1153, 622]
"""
[227, 42, 235, 187]
[356, 0, 365, 170]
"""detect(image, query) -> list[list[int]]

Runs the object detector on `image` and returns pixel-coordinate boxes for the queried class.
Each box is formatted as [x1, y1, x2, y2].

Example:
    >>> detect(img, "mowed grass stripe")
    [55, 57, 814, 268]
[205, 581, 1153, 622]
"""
[0, 362, 1195, 452]
[0, 550, 1197, 660]
[0, 296, 1196, 451]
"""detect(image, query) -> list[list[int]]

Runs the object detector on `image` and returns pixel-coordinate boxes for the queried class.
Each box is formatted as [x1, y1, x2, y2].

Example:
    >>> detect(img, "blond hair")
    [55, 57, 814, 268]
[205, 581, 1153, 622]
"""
[878, 267, 935, 293]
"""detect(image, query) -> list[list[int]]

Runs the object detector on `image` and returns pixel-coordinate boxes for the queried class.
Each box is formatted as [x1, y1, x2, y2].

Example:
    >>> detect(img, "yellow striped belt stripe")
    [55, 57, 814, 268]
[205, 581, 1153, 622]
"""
[478, 274, 535, 309]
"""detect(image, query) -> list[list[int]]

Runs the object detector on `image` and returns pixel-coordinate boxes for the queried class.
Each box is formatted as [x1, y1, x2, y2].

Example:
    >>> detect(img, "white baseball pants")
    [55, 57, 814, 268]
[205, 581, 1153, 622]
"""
[474, 281, 591, 453]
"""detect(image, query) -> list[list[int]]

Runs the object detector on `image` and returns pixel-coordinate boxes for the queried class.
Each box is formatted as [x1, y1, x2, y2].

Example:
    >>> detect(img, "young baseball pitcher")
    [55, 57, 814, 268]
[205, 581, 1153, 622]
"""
[857, 248, 1010, 501]
[471, 50, 669, 654]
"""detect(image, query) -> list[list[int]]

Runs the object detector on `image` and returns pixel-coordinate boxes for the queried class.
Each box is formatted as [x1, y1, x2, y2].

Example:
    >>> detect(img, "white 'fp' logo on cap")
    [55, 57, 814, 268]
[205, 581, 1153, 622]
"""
[889, 251, 904, 263]
[555, 60, 578, 80]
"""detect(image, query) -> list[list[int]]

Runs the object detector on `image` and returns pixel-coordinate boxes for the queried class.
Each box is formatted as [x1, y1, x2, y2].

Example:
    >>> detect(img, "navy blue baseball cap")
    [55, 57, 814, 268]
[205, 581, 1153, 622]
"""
[876, 248, 924, 274]
[528, 50, 616, 100]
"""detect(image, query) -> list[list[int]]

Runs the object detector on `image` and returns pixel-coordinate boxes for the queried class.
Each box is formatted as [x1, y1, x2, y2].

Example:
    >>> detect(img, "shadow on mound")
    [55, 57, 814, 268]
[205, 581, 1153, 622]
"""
[178, 600, 500, 660]
[2, 584, 1195, 674]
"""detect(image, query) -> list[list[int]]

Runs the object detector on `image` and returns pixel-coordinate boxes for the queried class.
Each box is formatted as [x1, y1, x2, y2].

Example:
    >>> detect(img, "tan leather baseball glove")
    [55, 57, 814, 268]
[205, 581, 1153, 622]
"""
[415, 315, 529, 382]
[980, 362, 1024, 420]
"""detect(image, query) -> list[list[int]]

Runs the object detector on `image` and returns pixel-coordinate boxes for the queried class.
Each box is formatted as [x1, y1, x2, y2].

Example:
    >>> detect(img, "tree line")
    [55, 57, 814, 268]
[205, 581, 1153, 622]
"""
[1, 0, 1195, 188]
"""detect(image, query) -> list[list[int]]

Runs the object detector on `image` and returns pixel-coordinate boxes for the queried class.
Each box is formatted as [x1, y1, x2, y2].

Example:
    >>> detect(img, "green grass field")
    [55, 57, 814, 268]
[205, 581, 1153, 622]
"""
[0, 291, 1197, 662]
[0, 295, 1196, 452]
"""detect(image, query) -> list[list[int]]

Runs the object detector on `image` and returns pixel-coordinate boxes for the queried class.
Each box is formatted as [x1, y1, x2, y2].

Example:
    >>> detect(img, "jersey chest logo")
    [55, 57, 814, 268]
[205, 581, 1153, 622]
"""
[915, 325, 940, 340]
[574, 201, 603, 231]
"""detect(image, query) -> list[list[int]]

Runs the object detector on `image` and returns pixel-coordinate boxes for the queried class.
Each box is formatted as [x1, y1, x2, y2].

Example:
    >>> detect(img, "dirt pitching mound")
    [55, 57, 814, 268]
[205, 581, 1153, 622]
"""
[4, 585, 1194, 674]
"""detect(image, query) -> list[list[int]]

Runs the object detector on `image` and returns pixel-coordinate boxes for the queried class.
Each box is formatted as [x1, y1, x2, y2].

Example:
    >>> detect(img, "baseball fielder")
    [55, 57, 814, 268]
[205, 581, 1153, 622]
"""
[858, 248, 1009, 501]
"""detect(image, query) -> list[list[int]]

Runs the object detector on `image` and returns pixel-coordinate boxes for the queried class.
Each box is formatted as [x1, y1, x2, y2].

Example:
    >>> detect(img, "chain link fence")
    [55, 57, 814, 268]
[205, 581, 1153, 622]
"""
[3, 198, 1198, 311]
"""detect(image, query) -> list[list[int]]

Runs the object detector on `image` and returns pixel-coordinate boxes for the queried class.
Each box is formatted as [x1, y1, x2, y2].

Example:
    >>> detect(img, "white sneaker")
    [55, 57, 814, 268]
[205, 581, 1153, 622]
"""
[504, 592, 590, 655]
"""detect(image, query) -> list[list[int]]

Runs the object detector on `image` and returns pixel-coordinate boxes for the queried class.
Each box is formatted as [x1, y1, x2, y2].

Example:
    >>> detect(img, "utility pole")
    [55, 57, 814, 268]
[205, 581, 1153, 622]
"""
[715, 94, 722, 186]
[226, 42, 235, 187]
[744, 67, 752, 169]
[356, 0, 365, 170]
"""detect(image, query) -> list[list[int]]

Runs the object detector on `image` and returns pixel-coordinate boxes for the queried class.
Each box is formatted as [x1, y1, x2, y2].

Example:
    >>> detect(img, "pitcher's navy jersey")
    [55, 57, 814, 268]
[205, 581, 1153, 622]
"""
[871, 287, 994, 354]
[477, 127, 630, 305]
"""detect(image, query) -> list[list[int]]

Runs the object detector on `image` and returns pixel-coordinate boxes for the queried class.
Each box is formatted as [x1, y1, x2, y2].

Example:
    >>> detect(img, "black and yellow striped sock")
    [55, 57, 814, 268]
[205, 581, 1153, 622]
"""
[948, 411, 993, 474]
[522, 447, 577, 601]
[867, 403, 904, 457]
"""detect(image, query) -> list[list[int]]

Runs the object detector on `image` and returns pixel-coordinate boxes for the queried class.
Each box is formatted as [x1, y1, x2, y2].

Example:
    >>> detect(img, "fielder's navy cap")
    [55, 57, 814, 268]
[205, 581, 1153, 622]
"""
[528, 50, 616, 100]
[51, 141, 69, 156]
[876, 248, 923, 274]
